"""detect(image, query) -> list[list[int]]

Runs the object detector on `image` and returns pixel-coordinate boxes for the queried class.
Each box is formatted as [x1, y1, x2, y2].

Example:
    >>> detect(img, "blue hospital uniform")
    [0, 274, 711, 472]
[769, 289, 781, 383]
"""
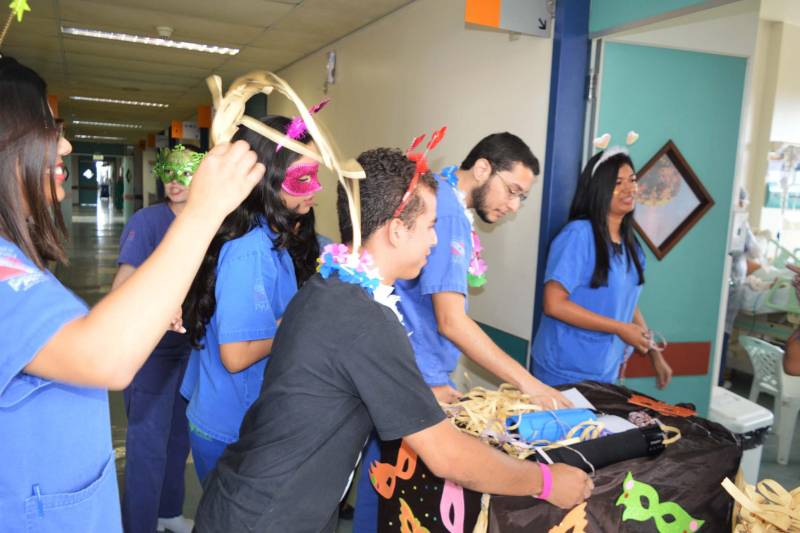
[395, 167, 472, 386]
[354, 166, 472, 532]
[533, 220, 645, 386]
[117, 202, 191, 533]
[179, 223, 298, 481]
[0, 238, 121, 532]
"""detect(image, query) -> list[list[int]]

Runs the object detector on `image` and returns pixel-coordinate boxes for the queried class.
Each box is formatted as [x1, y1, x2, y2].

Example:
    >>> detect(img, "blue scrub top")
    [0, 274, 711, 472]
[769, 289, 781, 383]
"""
[180, 223, 298, 443]
[532, 220, 645, 386]
[118, 202, 189, 354]
[395, 167, 471, 386]
[0, 238, 121, 532]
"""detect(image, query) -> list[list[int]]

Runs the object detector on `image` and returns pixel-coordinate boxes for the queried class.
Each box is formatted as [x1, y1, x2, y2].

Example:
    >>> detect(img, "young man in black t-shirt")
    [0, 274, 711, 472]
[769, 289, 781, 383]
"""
[194, 148, 592, 532]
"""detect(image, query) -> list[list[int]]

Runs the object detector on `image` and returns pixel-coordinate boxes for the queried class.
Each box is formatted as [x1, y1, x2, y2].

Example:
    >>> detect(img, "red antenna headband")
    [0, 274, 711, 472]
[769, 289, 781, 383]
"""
[393, 126, 446, 218]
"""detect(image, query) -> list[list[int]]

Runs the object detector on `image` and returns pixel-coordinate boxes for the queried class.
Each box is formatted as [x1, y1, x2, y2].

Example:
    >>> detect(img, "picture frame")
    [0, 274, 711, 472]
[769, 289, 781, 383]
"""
[633, 140, 714, 260]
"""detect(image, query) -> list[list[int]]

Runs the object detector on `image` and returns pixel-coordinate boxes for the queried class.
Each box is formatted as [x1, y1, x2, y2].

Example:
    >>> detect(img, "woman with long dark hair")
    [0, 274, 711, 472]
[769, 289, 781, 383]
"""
[532, 148, 673, 388]
[0, 56, 261, 532]
[180, 115, 322, 481]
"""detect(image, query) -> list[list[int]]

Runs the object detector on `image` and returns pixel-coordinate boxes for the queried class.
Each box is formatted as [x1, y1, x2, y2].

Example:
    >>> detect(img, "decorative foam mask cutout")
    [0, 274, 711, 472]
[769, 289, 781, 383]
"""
[616, 472, 704, 533]
[370, 440, 418, 499]
[548, 502, 589, 533]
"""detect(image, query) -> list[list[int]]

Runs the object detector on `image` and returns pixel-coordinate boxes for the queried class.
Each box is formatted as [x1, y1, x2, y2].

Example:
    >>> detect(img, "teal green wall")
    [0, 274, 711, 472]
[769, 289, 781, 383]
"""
[590, 0, 712, 34]
[597, 42, 747, 415]
[478, 322, 528, 367]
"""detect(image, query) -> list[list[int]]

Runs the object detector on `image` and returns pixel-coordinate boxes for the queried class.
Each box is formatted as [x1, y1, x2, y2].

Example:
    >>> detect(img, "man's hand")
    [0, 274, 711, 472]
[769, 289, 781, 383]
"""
[545, 463, 594, 509]
[519, 378, 573, 409]
[431, 385, 462, 404]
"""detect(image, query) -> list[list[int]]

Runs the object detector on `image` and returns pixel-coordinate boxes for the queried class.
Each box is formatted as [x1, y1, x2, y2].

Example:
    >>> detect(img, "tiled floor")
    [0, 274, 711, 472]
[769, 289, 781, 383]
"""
[55, 201, 798, 531]
[55, 201, 354, 532]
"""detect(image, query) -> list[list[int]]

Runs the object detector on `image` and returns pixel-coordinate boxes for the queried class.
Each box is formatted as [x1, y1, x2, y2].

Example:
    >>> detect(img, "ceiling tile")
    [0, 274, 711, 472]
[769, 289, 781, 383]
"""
[5, 0, 415, 142]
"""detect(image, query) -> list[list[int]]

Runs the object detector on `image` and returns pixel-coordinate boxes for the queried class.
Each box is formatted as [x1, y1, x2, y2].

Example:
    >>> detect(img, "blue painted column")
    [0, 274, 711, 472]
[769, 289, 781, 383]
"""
[529, 0, 591, 371]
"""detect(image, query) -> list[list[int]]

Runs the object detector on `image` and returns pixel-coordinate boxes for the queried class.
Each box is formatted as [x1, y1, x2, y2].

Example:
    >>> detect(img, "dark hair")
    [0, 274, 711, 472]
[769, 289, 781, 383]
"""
[185, 116, 319, 347]
[460, 132, 540, 176]
[338, 148, 438, 243]
[568, 151, 644, 288]
[0, 57, 66, 269]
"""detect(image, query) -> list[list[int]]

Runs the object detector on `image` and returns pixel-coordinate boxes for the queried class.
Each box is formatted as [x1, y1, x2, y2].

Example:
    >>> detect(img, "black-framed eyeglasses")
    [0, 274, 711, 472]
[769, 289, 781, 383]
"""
[494, 171, 528, 203]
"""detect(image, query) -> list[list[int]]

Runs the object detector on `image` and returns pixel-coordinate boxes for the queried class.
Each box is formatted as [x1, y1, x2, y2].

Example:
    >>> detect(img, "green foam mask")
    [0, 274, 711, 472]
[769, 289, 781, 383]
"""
[155, 145, 205, 186]
[616, 472, 704, 533]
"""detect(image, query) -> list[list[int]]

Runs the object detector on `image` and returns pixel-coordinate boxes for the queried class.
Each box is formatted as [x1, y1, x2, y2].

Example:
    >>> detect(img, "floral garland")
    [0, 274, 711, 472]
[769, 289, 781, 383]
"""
[317, 244, 403, 323]
[440, 166, 488, 288]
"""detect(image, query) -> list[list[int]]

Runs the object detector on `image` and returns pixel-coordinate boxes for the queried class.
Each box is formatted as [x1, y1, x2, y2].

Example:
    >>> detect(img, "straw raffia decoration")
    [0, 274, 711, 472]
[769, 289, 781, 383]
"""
[441, 384, 605, 460]
[723, 474, 800, 532]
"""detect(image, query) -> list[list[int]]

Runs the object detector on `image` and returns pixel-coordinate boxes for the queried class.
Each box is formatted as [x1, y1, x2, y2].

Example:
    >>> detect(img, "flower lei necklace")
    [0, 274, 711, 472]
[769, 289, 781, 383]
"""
[317, 243, 403, 323]
[440, 166, 487, 288]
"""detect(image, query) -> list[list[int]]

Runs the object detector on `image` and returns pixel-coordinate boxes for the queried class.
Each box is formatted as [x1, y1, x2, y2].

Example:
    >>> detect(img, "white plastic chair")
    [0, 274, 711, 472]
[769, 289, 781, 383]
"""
[739, 335, 800, 464]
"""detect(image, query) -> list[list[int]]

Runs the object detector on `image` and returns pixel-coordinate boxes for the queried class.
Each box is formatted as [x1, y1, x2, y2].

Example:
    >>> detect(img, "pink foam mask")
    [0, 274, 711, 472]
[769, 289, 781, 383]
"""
[282, 162, 322, 197]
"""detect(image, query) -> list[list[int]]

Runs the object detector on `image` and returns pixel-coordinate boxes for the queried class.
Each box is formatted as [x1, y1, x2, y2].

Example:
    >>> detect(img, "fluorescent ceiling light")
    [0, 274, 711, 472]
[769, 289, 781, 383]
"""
[74, 134, 127, 141]
[70, 96, 169, 108]
[72, 120, 142, 129]
[61, 26, 239, 55]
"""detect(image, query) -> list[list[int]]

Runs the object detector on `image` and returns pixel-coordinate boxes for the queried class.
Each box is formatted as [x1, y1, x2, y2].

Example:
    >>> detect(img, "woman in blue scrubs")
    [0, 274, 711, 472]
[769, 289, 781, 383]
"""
[181, 116, 323, 482]
[533, 148, 673, 389]
[0, 57, 263, 533]
[113, 145, 205, 533]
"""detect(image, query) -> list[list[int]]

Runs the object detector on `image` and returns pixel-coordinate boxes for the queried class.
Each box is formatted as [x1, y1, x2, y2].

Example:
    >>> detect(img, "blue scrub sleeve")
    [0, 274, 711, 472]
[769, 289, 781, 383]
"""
[214, 248, 279, 344]
[117, 210, 150, 268]
[0, 257, 88, 406]
[544, 223, 593, 294]
[419, 214, 471, 296]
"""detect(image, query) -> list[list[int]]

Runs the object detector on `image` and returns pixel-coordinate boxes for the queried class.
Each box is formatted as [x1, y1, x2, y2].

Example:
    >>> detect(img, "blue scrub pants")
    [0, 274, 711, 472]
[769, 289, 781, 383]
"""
[188, 427, 228, 484]
[122, 350, 190, 533]
[353, 433, 381, 533]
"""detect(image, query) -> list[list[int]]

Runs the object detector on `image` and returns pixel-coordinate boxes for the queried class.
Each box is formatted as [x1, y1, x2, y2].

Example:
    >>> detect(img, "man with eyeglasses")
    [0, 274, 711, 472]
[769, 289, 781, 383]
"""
[352, 132, 571, 532]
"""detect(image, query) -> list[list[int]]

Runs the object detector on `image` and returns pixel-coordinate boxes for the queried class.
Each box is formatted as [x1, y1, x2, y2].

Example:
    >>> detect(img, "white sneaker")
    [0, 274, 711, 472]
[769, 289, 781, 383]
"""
[156, 515, 194, 533]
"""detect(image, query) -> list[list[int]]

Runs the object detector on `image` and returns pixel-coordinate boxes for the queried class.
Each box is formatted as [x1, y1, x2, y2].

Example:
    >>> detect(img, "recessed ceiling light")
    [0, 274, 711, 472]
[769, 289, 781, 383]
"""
[74, 134, 127, 141]
[61, 26, 239, 55]
[70, 96, 169, 108]
[72, 120, 143, 129]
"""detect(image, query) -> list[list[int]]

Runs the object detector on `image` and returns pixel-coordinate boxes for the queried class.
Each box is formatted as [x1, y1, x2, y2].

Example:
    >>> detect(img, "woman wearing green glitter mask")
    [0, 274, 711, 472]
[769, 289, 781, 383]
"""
[111, 144, 206, 533]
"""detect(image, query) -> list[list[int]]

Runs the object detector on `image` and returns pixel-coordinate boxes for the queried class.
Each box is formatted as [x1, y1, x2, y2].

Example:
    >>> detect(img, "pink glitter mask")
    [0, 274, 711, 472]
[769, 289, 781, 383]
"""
[282, 162, 322, 197]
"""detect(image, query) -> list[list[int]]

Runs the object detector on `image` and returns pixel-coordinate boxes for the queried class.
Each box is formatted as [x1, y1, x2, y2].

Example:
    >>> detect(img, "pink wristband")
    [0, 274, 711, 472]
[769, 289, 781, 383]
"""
[535, 462, 553, 500]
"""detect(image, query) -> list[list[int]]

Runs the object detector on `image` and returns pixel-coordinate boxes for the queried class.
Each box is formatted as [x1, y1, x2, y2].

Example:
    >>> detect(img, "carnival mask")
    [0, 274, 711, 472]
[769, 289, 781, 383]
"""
[282, 162, 322, 197]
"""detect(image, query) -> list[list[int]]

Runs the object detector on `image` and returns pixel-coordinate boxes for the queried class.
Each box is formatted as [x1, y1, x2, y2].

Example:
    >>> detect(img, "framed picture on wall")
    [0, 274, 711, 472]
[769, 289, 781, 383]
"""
[633, 140, 714, 260]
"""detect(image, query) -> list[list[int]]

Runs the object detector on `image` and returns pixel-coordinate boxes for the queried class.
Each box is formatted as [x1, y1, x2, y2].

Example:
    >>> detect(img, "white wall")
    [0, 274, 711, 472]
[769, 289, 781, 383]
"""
[743, 19, 781, 227]
[271, 0, 553, 341]
[770, 22, 800, 143]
